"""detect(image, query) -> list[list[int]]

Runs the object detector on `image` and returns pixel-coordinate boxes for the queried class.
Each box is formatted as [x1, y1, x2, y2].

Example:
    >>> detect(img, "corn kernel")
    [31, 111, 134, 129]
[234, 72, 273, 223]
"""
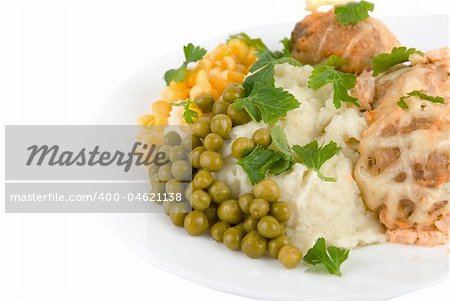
[152, 100, 172, 115]
[195, 69, 209, 84]
[190, 82, 214, 99]
[137, 114, 154, 126]
[223, 56, 236, 71]
[228, 71, 245, 83]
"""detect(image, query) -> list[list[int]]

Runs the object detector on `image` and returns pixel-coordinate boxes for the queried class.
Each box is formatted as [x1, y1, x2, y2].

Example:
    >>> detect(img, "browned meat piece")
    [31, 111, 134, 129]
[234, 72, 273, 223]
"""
[354, 48, 450, 246]
[291, 9, 399, 74]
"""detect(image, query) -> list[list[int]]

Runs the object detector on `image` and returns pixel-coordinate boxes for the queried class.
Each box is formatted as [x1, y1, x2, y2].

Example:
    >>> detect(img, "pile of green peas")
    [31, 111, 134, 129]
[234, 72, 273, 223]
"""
[153, 83, 302, 269]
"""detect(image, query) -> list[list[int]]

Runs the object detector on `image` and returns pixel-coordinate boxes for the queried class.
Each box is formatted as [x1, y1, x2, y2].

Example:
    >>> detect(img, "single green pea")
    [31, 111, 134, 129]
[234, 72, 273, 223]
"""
[253, 179, 281, 203]
[241, 231, 267, 258]
[169, 202, 189, 227]
[158, 163, 173, 182]
[238, 193, 254, 214]
[184, 210, 209, 236]
[210, 221, 230, 242]
[249, 198, 270, 219]
[194, 94, 215, 113]
[165, 179, 186, 196]
[227, 103, 251, 125]
[210, 114, 232, 139]
[171, 160, 191, 181]
[204, 204, 218, 224]
[190, 190, 211, 211]
[203, 133, 224, 152]
[232, 138, 255, 159]
[169, 145, 187, 161]
[181, 134, 202, 151]
[164, 131, 182, 146]
[192, 169, 214, 190]
[199, 151, 223, 172]
[223, 227, 244, 250]
[278, 245, 302, 269]
[191, 117, 211, 138]
[217, 199, 243, 224]
[222, 84, 245, 102]
[243, 216, 258, 233]
[208, 180, 232, 204]
[213, 100, 231, 115]
[252, 128, 272, 147]
[257, 216, 281, 239]
[270, 201, 292, 223]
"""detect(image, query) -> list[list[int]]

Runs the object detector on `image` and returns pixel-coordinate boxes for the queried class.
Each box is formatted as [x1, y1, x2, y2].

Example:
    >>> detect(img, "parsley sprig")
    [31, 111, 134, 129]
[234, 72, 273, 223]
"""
[397, 90, 445, 110]
[228, 32, 268, 54]
[269, 125, 294, 175]
[164, 43, 207, 85]
[237, 146, 282, 184]
[303, 237, 350, 277]
[372, 47, 423, 76]
[308, 65, 359, 109]
[292, 140, 341, 182]
[170, 99, 198, 124]
[335, 1, 374, 26]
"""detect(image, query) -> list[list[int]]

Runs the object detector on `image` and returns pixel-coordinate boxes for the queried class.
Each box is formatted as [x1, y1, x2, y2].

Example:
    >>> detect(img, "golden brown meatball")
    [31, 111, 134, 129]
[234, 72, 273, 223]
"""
[291, 9, 399, 74]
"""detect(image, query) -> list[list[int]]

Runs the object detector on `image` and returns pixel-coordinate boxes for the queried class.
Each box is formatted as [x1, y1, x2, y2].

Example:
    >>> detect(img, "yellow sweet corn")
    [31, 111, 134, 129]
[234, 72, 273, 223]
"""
[138, 37, 256, 126]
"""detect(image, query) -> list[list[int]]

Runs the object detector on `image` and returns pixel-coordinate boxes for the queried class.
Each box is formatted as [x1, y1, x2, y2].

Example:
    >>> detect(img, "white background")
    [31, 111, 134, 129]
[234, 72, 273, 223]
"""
[0, 0, 449, 300]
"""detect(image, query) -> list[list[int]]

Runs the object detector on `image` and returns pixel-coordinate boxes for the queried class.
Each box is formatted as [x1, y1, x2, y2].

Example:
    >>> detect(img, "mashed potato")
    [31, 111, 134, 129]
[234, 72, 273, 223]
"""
[216, 63, 386, 252]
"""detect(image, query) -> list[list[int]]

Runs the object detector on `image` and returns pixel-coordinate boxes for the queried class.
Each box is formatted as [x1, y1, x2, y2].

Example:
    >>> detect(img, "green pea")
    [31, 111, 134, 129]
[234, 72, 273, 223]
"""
[211, 221, 229, 242]
[171, 160, 192, 180]
[158, 163, 173, 182]
[199, 151, 223, 172]
[270, 201, 292, 223]
[213, 100, 231, 115]
[252, 128, 272, 147]
[164, 131, 181, 146]
[190, 190, 211, 211]
[222, 84, 245, 102]
[204, 204, 218, 224]
[192, 169, 214, 190]
[191, 117, 211, 138]
[278, 245, 302, 269]
[232, 138, 255, 159]
[243, 216, 258, 233]
[208, 180, 232, 204]
[257, 216, 281, 239]
[223, 227, 244, 250]
[194, 94, 215, 113]
[249, 198, 270, 219]
[210, 114, 232, 139]
[165, 179, 186, 196]
[227, 103, 251, 125]
[238, 193, 254, 214]
[203, 133, 224, 152]
[169, 145, 187, 161]
[181, 134, 202, 151]
[241, 231, 267, 258]
[253, 179, 281, 203]
[184, 210, 209, 236]
[218, 199, 243, 224]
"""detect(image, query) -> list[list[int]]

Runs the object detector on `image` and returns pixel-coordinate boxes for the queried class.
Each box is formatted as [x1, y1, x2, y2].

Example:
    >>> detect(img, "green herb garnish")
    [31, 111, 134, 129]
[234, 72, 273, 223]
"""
[170, 99, 198, 124]
[308, 65, 359, 109]
[235, 82, 299, 124]
[292, 140, 341, 182]
[319, 55, 348, 68]
[335, 1, 374, 25]
[397, 90, 445, 110]
[228, 32, 268, 53]
[164, 43, 207, 85]
[372, 47, 423, 76]
[237, 146, 281, 184]
[269, 125, 294, 174]
[279, 37, 292, 57]
[303, 237, 350, 277]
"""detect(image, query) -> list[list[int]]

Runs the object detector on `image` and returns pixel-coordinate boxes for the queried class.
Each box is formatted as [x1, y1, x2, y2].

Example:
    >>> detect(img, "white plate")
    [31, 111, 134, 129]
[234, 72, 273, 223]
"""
[96, 16, 449, 301]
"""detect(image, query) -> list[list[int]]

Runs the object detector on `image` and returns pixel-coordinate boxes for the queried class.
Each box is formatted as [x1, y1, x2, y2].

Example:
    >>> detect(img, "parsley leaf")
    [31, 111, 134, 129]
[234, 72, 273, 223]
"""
[279, 37, 291, 57]
[269, 125, 294, 175]
[292, 140, 341, 182]
[303, 237, 350, 277]
[335, 1, 374, 26]
[235, 82, 300, 124]
[237, 146, 281, 184]
[164, 43, 207, 85]
[228, 32, 268, 53]
[397, 90, 445, 110]
[372, 47, 423, 76]
[250, 50, 301, 73]
[170, 99, 198, 124]
[308, 65, 358, 108]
